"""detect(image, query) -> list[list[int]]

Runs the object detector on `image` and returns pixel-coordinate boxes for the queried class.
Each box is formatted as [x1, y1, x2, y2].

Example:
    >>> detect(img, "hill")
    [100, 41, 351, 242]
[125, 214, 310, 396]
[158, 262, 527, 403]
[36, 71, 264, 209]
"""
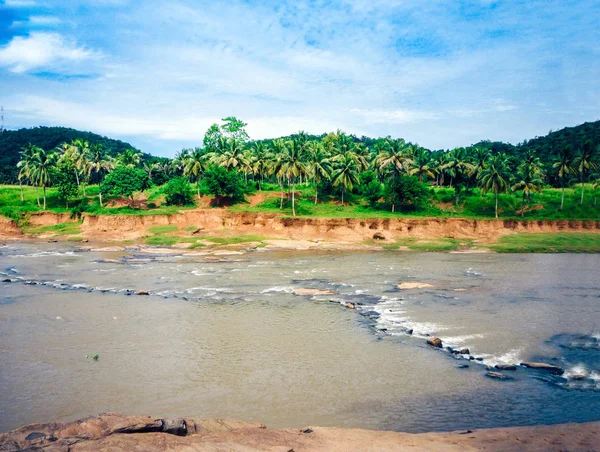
[0, 126, 143, 184]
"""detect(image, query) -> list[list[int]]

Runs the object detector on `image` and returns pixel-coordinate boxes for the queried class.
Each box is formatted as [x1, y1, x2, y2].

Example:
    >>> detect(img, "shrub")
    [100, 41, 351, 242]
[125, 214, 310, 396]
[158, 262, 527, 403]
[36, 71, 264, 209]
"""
[200, 166, 249, 203]
[162, 177, 194, 206]
[384, 175, 428, 212]
[100, 166, 151, 202]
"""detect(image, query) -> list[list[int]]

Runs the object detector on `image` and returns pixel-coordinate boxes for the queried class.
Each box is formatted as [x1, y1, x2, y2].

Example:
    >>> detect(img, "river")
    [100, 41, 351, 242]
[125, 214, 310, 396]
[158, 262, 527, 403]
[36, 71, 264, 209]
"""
[0, 242, 599, 433]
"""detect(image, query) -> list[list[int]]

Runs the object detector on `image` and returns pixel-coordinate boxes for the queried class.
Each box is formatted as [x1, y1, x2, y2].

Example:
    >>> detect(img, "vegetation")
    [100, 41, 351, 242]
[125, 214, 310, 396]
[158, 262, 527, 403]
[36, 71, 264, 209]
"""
[489, 233, 600, 253]
[1, 117, 599, 225]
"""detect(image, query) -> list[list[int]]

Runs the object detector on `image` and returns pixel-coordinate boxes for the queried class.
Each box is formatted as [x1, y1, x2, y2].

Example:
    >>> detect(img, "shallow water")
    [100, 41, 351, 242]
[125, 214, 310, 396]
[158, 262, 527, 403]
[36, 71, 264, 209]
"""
[1, 243, 599, 433]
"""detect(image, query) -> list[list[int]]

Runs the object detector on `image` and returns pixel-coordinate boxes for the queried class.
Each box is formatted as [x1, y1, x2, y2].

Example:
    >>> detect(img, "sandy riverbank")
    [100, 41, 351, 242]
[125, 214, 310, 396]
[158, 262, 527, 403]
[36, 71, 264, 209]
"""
[1, 413, 598, 451]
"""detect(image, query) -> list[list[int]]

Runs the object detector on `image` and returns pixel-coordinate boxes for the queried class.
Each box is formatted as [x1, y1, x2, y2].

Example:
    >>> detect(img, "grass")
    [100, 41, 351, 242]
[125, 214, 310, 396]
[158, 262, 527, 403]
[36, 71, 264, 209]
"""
[147, 225, 179, 234]
[24, 221, 83, 236]
[379, 237, 474, 252]
[197, 234, 267, 245]
[489, 233, 600, 253]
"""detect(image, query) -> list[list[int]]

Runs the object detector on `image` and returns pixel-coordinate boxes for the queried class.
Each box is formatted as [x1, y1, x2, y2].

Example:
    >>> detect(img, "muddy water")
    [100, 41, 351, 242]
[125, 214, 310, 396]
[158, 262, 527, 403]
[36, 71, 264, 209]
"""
[0, 243, 599, 433]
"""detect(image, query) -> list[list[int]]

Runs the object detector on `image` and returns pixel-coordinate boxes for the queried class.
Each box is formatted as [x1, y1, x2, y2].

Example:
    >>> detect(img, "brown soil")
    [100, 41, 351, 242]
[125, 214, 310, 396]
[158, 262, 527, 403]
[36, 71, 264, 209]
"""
[2, 210, 600, 246]
[1, 413, 598, 451]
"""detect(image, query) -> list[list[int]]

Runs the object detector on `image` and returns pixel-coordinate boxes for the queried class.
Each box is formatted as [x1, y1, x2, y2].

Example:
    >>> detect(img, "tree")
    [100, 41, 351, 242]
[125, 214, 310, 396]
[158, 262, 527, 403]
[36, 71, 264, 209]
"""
[277, 138, 307, 216]
[87, 143, 113, 207]
[201, 165, 247, 202]
[117, 148, 142, 168]
[384, 175, 427, 212]
[552, 146, 575, 210]
[217, 139, 248, 170]
[183, 147, 208, 199]
[359, 171, 383, 208]
[409, 147, 434, 182]
[306, 141, 331, 205]
[52, 162, 79, 207]
[17, 143, 39, 203]
[478, 154, 511, 219]
[511, 159, 543, 217]
[575, 141, 598, 205]
[28, 147, 56, 210]
[220, 117, 249, 142]
[100, 166, 151, 204]
[331, 153, 360, 206]
[162, 177, 194, 206]
[376, 138, 412, 211]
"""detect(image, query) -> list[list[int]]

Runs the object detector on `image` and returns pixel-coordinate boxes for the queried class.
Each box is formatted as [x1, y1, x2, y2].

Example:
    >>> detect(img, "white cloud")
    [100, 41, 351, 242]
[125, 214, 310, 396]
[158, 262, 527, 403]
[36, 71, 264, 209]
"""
[349, 108, 439, 124]
[4, 0, 37, 7]
[0, 32, 97, 73]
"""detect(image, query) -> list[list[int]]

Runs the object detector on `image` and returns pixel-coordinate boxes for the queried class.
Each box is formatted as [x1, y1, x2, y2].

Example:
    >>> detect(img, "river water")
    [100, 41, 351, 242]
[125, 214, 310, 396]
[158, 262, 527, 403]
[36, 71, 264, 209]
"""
[0, 243, 599, 433]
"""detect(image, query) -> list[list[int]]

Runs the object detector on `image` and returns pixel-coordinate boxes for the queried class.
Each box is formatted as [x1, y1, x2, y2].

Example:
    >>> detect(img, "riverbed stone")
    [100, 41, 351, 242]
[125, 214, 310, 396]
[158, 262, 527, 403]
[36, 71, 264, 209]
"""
[397, 282, 433, 290]
[135, 290, 150, 296]
[345, 302, 356, 309]
[495, 364, 517, 371]
[427, 337, 443, 348]
[520, 362, 564, 375]
[486, 372, 508, 380]
[372, 232, 386, 240]
[459, 348, 470, 355]
[293, 288, 337, 296]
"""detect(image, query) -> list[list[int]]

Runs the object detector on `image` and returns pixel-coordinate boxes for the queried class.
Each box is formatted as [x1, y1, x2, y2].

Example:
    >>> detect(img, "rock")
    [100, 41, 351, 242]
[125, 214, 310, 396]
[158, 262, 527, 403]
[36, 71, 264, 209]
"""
[486, 371, 508, 380]
[406, 329, 413, 335]
[293, 288, 337, 296]
[135, 290, 150, 296]
[475, 357, 484, 361]
[345, 302, 356, 309]
[427, 337, 443, 348]
[469, 356, 475, 360]
[2, 278, 11, 282]
[459, 348, 470, 355]
[456, 364, 470, 369]
[495, 364, 517, 371]
[397, 282, 433, 290]
[520, 362, 564, 375]
[302, 428, 313, 434]
[372, 232, 386, 240]
[161, 419, 187, 436]
[445, 346, 455, 353]
[570, 374, 588, 381]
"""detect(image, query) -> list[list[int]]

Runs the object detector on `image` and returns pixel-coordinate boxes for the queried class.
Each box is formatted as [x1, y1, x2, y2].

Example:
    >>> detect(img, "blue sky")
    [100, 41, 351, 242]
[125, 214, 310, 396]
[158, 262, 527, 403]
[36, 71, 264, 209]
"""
[0, 0, 599, 157]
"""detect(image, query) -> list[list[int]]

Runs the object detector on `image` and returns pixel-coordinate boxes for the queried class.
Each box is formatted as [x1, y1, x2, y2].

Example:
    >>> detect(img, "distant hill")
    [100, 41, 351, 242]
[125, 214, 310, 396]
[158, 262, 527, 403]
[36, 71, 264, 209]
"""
[0, 126, 143, 184]
[473, 120, 600, 162]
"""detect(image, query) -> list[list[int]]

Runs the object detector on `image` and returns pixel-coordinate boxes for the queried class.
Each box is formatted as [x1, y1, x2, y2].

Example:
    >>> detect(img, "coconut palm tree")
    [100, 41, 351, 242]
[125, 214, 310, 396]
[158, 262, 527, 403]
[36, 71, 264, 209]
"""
[478, 154, 510, 219]
[183, 147, 208, 199]
[17, 143, 39, 203]
[331, 153, 360, 206]
[442, 147, 474, 188]
[29, 147, 56, 210]
[218, 139, 247, 170]
[87, 143, 113, 207]
[409, 147, 435, 182]
[469, 146, 490, 193]
[553, 146, 576, 210]
[277, 138, 307, 216]
[377, 138, 411, 181]
[575, 141, 598, 205]
[511, 161, 544, 217]
[118, 148, 142, 168]
[306, 141, 332, 205]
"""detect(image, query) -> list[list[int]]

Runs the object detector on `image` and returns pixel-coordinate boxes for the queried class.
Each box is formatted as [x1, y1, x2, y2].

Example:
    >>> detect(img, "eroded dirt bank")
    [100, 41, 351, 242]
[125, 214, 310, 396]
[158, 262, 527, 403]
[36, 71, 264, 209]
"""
[1, 413, 598, 451]
[19, 210, 600, 242]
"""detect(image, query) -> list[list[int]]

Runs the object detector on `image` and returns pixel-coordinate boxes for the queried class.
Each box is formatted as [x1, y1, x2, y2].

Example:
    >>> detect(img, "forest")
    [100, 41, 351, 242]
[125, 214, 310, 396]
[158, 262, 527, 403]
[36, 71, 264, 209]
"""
[1, 117, 599, 221]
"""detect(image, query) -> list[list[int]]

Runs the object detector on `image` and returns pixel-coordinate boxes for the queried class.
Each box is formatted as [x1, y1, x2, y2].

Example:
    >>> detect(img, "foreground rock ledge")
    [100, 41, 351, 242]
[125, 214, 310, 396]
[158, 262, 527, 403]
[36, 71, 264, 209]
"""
[1, 413, 599, 452]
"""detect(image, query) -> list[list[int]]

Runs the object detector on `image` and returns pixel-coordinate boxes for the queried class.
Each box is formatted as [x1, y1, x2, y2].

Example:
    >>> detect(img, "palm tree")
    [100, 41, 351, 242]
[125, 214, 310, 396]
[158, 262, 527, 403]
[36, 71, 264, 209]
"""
[575, 141, 598, 205]
[331, 153, 360, 206]
[306, 141, 332, 205]
[553, 146, 575, 210]
[376, 139, 412, 212]
[218, 139, 247, 170]
[118, 148, 142, 168]
[87, 143, 113, 207]
[409, 147, 434, 182]
[17, 143, 39, 203]
[442, 147, 474, 188]
[592, 177, 599, 206]
[183, 147, 208, 199]
[29, 147, 56, 210]
[478, 154, 510, 219]
[511, 160, 543, 217]
[469, 147, 489, 194]
[277, 138, 306, 216]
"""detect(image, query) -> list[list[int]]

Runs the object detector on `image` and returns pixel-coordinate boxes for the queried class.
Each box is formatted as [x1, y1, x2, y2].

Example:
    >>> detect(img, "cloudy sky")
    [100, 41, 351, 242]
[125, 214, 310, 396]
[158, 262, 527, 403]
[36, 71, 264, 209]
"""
[0, 0, 598, 156]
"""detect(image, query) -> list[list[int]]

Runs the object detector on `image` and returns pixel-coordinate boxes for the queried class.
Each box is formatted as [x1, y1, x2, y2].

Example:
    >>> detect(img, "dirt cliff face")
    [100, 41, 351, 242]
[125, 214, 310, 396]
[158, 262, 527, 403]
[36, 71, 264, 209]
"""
[1, 412, 598, 451]
[2, 211, 600, 242]
[0, 216, 21, 238]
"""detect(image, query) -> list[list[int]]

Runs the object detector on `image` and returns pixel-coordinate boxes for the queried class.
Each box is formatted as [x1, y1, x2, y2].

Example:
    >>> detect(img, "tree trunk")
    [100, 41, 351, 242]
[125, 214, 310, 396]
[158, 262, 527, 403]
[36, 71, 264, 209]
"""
[197, 182, 201, 200]
[82, 183, 86, 197]
[292, 181, 296, 216]
[392, 203, 395, 213]
[560, 186, 565, 210]
[314, 183, 318, 205]
[99, 192, 103, 208]
[341, 189, 344, 206]
[581, 181, 585, 205]
[449, 176, 453, 188]
[43, 186, 47, 210]
[19, 180, 24, 202]
[75, 170, 80, 187]
[495, 192, 499, 219]
[279, 179, 284, 209]
[35, 186, 40, 207]
[521, 192, 525, 217]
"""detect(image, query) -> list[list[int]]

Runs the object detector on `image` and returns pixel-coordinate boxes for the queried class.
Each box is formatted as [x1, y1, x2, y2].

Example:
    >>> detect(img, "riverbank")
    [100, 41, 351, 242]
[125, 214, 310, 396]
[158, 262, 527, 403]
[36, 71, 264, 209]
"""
[1, 210, 600, 252]
[1, 413, 598, 451]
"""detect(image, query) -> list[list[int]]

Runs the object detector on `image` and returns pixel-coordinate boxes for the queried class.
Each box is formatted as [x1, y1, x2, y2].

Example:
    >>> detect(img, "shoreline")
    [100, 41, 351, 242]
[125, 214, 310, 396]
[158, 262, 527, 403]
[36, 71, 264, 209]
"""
[1, 413, 598, 451]
[1, 210, 600, 253]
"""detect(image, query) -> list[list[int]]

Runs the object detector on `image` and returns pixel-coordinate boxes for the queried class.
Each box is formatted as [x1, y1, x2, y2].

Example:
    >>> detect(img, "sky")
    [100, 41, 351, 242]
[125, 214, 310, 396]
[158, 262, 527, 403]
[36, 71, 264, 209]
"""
[0, 0, 599, 157]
